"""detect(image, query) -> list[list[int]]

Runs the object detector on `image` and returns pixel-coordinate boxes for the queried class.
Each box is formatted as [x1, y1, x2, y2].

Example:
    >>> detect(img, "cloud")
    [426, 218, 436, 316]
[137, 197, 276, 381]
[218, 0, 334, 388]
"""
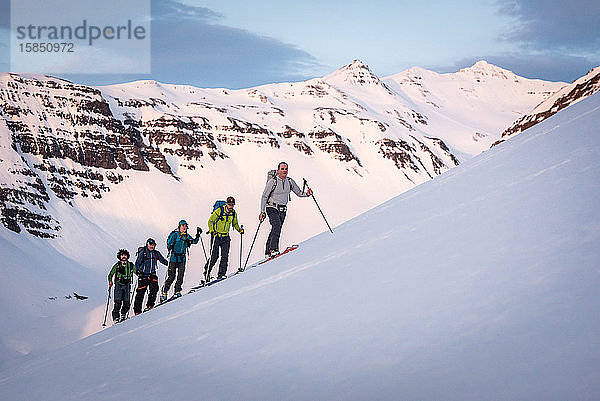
[151, 1, 221, 21]
[439, 1, 600, 83]
[496, 0, 600, 54]
[61, 0, 320, 88]
[150, 18, 319, 88]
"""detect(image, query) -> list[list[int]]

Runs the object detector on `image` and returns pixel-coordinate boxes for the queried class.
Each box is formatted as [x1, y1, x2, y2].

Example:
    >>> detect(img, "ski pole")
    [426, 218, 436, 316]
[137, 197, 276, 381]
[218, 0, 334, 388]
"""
[303, 178, 333, 234]
[239, 225, 244, 271]
[127, 275, 137, 319]
[244, 219, 264, 269]
[199, 234, 208, 263]
[197, 227, 207, 262]
[102, 286, 111, 327]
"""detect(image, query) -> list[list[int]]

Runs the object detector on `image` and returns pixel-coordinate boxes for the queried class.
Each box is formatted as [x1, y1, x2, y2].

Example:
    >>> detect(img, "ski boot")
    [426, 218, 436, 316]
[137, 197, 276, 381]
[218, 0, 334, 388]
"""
[174, 291, 182, 298]
[160, 290, 167, 302]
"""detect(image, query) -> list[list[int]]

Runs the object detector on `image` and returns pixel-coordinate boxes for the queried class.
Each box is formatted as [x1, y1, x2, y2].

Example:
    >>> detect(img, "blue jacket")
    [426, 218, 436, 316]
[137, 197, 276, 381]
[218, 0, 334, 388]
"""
[167, 230, 199, 262]
[135, 247, 169, 275]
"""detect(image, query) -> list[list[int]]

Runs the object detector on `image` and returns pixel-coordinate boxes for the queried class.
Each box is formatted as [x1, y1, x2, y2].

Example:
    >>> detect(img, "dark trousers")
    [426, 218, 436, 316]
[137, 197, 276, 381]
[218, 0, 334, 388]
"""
[163, 260, 186, 293]
[112, 281, 131, 321]
[265, 206, 286, 255]
[134, 274, 159, 313]
[206, 235, 231, 277]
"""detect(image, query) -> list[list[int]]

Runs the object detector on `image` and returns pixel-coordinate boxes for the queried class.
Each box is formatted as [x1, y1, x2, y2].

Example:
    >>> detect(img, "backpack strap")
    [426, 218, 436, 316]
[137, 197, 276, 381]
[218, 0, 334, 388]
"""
[266, 177, 277, 204]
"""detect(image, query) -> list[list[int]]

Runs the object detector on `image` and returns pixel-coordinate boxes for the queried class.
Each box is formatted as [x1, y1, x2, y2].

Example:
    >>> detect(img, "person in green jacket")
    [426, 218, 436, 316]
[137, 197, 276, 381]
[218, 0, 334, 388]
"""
[108, 249, 134, 323]
[204, 196, 244, 281]
[161, 219, 200, 301]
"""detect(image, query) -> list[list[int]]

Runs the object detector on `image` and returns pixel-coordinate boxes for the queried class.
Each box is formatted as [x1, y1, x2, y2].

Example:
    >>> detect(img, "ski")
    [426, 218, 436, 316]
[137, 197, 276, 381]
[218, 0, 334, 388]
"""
[238, 245, 299, 273]
[188, 245, 300, 292]
[187, 275, 226, 293]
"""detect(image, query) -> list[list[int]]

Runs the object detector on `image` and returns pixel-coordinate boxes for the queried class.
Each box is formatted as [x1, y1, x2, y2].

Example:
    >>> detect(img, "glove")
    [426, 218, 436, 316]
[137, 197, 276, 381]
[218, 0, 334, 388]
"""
[240, 228, 245, 235]
[196, 227, 202, 236]
[108, 281, 113, 287]
[259, 212, 265, 222]
[135, 269, 141, 276]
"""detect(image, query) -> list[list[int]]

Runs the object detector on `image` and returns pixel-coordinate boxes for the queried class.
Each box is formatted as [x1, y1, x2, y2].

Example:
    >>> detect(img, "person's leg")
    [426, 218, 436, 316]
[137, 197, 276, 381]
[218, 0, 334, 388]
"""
[174, 261, 186, 293]
[217, 237, 231, 277]
[266, 207, 282, 254]
[163, 261, 176, 293]
[271, 208, 286, 253]
[134, 276, 148, 314]
[121, 283, 131, 319]
[207, 236, 221, 278]
[147, 274, 159, 308]
[112, 283, 124, 321]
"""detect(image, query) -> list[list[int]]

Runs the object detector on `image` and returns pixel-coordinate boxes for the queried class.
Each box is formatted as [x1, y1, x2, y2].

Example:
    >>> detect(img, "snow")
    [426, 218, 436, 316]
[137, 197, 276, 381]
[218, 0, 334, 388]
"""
[1, 90, 598, 400]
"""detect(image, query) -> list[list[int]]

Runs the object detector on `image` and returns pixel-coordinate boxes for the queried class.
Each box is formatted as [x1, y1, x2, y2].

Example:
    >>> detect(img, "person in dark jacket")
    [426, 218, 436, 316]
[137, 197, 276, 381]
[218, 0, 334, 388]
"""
[134, 238, 168, 314]
[108, 249, 134, 323]
[161, 219, 200, 301]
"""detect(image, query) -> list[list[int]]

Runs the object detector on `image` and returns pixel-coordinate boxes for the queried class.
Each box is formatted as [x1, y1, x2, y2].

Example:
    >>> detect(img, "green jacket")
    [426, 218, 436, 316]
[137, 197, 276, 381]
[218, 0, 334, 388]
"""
[108, 261, 134, 285]
[208, 206, 242, 236]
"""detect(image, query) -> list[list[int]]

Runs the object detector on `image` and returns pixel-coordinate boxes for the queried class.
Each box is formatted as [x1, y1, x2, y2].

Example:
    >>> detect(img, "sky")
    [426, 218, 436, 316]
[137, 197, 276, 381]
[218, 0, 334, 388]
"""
[0, 0, 599, 88]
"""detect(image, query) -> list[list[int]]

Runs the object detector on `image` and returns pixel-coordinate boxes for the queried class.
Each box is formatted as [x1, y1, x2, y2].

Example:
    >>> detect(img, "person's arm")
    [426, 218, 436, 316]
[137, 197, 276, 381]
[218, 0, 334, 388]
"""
[157, 250, 169, 266]
[232, 211, 243, 233]
[260, 178, 276, 212]
[208, 210, 218, 234]
[290, 178, 311, 197]
[134, 250, 144, 272]
[107, 263, 117, 285]
[189, 233, 199, 245]
[167, 231, 176, 249]
[127, 262, 135, 279]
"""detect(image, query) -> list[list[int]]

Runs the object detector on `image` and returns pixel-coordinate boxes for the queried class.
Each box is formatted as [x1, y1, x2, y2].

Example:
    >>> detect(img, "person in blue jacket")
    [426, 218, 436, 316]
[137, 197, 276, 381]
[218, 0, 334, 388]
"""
[134, 238, 168, 314]
[161, 220, 200, 301]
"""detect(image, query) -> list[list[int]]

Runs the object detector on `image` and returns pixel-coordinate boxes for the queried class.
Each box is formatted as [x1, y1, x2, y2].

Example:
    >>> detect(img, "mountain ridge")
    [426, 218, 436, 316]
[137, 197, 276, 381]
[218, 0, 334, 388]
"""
[496, 66, 600, 144]
[1, 60, 564, 240]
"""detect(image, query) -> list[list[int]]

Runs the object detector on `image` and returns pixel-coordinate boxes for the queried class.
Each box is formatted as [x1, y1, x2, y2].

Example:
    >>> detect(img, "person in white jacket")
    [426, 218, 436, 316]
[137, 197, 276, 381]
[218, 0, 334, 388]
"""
[259, 162, 312, 256]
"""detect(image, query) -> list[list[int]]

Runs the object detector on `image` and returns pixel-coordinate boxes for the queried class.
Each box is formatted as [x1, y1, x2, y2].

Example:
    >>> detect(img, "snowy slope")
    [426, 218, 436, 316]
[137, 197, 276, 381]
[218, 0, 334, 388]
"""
[1, 93, 598, 400]
[0, 61, 566, 368]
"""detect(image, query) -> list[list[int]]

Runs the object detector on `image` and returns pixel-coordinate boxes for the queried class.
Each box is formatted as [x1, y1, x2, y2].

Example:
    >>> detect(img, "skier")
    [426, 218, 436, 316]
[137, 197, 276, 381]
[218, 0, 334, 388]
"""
[161, 220, 200, 301]
[134, 238, 168, 314]
[259, 162, 312, 256]
[205, 196, 244, 281]
[107, 249, 134, 323]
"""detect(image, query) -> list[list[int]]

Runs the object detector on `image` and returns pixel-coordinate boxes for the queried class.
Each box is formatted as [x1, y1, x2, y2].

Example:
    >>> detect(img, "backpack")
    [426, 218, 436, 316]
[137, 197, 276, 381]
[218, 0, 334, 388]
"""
[136, 246, 145, 258]
[167, 230, 176, 253]
[211, 200, 236, 229]
[115, 262, 131, 284]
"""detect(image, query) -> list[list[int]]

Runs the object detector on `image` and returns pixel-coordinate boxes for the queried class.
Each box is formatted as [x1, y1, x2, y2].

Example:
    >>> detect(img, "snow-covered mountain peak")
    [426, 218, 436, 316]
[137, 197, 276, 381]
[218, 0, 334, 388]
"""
[458, 60, 517, 80]
[324, 59, 385, 87]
